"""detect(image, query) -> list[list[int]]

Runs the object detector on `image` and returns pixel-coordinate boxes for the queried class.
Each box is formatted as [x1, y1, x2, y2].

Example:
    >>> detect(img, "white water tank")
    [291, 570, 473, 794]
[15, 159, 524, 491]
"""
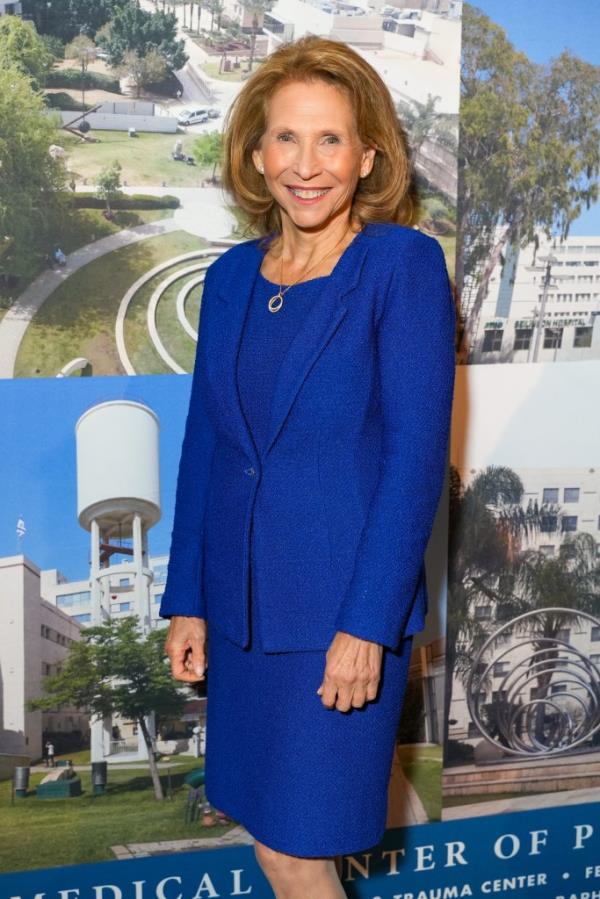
[75, 400, 161, 534]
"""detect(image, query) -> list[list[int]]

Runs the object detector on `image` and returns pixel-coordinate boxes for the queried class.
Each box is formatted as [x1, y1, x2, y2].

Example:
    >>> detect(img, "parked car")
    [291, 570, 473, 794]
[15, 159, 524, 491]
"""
[177, 108, 210, 125]
[206, 107, 222, 119]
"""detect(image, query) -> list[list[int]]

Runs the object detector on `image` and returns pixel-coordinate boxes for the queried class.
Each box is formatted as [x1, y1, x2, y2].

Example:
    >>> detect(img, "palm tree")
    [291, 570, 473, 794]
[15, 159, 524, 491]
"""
[445, 464, 553, 750]
[239, 0, 275, 73]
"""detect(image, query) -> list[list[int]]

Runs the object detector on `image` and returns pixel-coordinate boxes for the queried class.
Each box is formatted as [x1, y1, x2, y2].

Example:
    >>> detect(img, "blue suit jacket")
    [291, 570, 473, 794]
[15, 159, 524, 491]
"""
[159, 221, 456, 652]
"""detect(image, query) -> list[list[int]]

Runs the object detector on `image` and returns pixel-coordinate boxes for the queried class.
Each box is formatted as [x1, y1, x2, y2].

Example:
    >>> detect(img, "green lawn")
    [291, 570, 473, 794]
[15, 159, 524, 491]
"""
[14, 230, 209, 378]
[397, 744, 443, 822]
[0, 757, 235, 874]
[0, 209, 172, 328]
[64, 131, 217, 188]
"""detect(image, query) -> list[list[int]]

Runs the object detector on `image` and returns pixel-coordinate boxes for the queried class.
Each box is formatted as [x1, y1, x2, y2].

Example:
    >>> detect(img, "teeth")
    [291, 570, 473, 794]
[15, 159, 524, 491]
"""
[289, 188, 329, 198]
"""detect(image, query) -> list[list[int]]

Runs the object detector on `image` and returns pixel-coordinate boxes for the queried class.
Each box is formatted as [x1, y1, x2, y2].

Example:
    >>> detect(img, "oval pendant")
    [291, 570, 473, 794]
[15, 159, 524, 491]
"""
[268, 293, 283, 313]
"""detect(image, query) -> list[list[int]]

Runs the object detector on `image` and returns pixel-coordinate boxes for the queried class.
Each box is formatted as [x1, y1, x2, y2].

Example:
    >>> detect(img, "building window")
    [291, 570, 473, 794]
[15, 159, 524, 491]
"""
[57, 591, 91, 609]
[561, 515, 578, 532]
[482, 329, 503, 352]
[153, 592, 164, 604]
[119, 578, 131, 587]
[73, 613, 92, 624]
[114, 602, 131, 613]
[591, 654, 600, 668]
[493, 661, 510, 677]
[563, 487, 579, 503]
[561, 542, 577, 560]
[492, 689, 508, 703]
[474, 605, 492, 620]
[540, 513, 558, 533]
[153, 564, 168, 584]
[556, 628, 571, 643]
[573, 326, 592, 348]
[591, 626, 600, 642]
[543, 327, 562, 348]
[550, 683, 567, 694]
[543, 488, 559, 504]
[514, 328, 532, 351]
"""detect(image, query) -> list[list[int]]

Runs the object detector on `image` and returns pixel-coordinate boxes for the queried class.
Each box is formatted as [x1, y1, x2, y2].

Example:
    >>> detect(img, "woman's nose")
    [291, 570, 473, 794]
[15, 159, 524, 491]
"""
[293, 143, 322, 178]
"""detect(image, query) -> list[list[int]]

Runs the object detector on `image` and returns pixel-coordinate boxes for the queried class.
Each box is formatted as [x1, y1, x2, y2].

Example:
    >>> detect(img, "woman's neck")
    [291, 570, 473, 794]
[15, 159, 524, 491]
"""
[266, 217, 361, 276]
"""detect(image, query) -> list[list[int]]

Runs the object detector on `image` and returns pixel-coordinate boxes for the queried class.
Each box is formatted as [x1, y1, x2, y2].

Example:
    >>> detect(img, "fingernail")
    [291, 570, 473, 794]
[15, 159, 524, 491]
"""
[195, 666, 205, 676]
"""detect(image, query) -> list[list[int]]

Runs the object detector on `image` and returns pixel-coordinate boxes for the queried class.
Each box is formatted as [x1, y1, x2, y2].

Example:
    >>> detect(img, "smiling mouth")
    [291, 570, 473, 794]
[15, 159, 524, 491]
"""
[286, 186, 332, 199]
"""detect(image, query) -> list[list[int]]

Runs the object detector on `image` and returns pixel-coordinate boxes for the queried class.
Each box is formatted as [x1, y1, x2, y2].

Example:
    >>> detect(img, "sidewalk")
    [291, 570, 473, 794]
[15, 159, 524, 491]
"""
[0, 190, 237, 379]
[442, 785, 600, 821]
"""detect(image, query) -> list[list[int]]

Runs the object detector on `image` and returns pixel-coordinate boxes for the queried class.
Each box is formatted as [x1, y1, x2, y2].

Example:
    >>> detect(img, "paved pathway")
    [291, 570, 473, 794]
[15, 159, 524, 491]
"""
[0, 188, 237, 379]
[0, 219, 177, 379]
[442, 785, 600, 821]
[139, 0, 240, 116]
[111, 826, 255, 860]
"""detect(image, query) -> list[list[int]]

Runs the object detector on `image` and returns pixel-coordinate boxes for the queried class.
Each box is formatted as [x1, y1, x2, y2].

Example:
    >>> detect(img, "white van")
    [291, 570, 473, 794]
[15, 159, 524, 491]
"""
[177, 108, 209, 126]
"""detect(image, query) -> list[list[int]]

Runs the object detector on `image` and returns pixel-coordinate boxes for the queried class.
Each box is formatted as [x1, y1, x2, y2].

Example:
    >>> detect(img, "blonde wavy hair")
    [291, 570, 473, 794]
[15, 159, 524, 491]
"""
[221, 34, 416, 244]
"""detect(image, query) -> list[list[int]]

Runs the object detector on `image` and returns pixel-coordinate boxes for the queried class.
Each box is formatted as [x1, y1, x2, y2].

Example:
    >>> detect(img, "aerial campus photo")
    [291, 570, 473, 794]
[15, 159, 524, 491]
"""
[0, 0, 461, 874]
[0, 0, 459, 382]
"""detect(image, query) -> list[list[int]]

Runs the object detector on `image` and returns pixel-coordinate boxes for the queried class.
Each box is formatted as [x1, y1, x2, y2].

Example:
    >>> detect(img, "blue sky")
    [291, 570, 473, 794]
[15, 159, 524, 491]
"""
[474, 0, 600, 237]
[0, 375, 191, 583]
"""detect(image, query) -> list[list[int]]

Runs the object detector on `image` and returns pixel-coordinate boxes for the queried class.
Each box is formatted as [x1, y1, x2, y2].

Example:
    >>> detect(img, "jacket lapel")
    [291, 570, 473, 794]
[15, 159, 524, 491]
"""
[207, 226, 371, 460]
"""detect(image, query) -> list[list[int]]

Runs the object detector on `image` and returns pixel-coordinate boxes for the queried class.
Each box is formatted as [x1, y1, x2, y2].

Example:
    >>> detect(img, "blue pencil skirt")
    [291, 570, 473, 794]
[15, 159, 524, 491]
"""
[203, 560, 413, 858]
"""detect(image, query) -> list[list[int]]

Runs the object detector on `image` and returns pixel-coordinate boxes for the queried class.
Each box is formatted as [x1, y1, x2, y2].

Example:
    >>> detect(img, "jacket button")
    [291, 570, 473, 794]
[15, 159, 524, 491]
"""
[244, 466, 256, 476]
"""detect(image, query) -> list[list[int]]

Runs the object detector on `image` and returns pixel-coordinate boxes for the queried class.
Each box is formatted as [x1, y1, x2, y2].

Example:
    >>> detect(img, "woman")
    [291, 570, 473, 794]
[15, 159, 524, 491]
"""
[160, 34, 456, 898]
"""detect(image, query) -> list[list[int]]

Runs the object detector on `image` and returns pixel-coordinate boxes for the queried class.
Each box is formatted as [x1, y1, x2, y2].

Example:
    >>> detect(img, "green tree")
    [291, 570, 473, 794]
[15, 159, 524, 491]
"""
[239, 0, 274, 73]
[97, 5, 188, 71]
[121, 48, 168, 98]
[0, 64, 66, 281]
[96, 160, 123, 216]
[458, 5, 600, 360]
[65, 34, 96, 110]
[192, 130, 223, 182]
[28, 616, 187, 800]
[0, 15, 53, 89]
[21, 0, 129, 44]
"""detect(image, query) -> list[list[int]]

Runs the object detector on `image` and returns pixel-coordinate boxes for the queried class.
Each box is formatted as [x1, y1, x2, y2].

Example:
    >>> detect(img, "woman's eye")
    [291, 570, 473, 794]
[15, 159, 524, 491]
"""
[324, 135, 339, 144]
[277, 133, 292, 141]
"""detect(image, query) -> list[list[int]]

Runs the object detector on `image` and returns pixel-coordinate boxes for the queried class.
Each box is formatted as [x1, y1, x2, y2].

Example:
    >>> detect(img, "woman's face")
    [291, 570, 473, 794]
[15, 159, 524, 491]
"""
[252, 78, 375, 231]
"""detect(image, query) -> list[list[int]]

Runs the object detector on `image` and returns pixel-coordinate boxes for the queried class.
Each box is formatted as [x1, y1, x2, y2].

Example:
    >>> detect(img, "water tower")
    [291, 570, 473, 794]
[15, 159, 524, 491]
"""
[75, 400, 161, 762]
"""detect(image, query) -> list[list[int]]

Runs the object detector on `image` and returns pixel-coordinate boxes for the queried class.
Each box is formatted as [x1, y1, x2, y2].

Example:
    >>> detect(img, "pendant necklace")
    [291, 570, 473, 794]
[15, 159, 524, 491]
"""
[266, 227, 353, 313]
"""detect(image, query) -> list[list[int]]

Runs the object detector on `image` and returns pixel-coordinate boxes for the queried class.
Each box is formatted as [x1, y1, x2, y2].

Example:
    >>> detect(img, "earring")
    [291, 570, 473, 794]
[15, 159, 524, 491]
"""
[258, 165, 264, 173]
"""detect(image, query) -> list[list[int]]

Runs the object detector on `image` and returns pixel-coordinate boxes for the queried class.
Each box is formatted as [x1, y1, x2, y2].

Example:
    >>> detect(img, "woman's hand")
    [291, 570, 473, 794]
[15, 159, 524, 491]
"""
[164, 615, 208, 683]
[317, 630, 383, 711]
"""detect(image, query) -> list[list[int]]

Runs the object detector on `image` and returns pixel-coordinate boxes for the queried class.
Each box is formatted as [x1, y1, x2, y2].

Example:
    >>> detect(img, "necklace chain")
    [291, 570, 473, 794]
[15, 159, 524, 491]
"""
[266, 227, 354, 313]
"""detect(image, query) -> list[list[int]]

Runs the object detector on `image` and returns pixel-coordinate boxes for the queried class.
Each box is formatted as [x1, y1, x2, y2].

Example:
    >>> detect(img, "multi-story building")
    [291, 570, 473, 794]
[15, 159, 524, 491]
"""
[0, 555, 86, 763]
[468, 233, 600, 363]
[41, 554, 169, 631]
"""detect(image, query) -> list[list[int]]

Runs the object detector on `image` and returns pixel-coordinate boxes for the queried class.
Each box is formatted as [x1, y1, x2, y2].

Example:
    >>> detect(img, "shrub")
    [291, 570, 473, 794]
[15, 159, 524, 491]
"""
[44, 92, 89, 111]
[46, 67, 121, 93]
[69, 192, 180, 210]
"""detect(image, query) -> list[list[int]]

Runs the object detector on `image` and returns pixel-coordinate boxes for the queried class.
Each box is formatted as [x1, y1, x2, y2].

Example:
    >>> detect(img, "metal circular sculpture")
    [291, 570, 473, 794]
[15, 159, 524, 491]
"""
[465, 607, 600, 757]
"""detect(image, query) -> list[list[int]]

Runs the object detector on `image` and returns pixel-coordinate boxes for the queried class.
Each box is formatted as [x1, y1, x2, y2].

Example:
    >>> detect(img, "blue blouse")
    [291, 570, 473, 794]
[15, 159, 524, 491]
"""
[236, 269, 330, 456]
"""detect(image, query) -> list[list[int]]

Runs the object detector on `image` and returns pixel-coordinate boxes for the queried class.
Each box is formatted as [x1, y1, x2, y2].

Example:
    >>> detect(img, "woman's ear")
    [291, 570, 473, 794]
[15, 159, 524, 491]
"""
[361, 144, 377, 177]
[252, 149, 264, 173]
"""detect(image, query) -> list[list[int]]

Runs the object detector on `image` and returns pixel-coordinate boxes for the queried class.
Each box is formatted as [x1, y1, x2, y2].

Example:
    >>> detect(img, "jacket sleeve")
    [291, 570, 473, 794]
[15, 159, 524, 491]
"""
[159, 265, 218, 620]
[333, 233, 456, 650]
